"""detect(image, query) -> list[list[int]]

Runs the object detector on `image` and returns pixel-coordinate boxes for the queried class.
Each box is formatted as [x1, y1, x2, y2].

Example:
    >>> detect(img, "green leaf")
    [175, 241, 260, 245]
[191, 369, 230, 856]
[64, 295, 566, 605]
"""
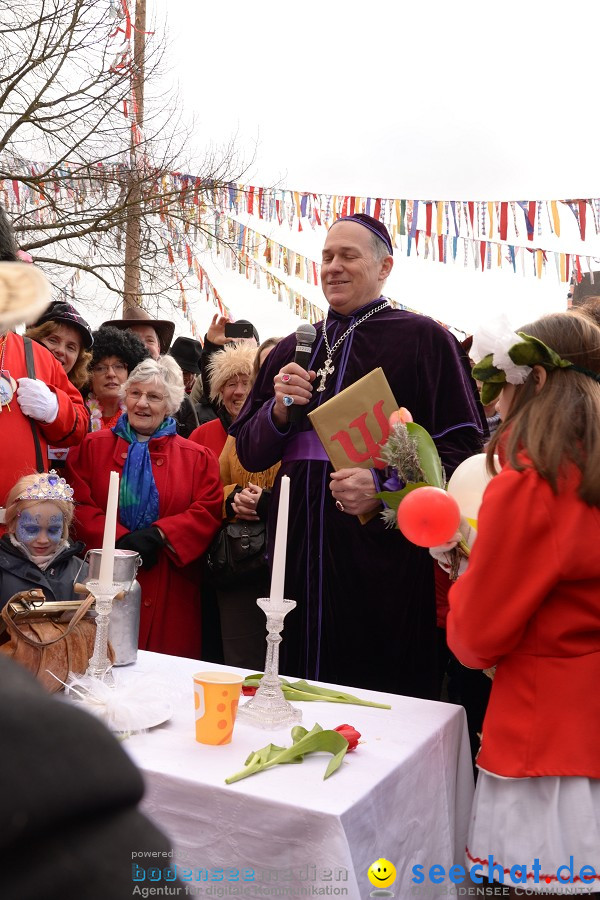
[480, 382, 503, 405]
[287, 680, 392, 710]
[225, 724, 351, 785]
[324, 745, 350, 779]
[241, 675, 392, 710]
[515, 333, 573, 369]
[376, 482, 428, 510]
[471, 353, 503, 383]
[405, 422, 445, 488]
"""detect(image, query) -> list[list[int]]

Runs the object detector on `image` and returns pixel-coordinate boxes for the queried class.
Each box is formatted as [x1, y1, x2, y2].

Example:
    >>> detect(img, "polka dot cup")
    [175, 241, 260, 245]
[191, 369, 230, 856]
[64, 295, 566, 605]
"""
[193, 671, 244, 745]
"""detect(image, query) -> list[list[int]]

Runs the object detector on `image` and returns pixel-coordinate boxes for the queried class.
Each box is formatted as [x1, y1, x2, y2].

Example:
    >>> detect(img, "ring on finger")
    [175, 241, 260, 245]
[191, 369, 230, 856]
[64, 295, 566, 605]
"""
[281, 373, 291, 383]
[335, 499, 345, 512]
[283, 395, 294, 407]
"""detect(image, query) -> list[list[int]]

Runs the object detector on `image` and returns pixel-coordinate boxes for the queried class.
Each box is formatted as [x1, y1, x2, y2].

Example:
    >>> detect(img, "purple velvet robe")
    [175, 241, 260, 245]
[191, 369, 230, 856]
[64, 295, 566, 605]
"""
[231, 299, 486, 698]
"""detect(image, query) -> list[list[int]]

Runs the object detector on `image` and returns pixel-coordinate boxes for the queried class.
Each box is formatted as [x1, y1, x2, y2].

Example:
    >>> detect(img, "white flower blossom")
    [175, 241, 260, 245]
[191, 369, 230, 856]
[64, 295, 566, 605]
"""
[471, 315, 532, 385]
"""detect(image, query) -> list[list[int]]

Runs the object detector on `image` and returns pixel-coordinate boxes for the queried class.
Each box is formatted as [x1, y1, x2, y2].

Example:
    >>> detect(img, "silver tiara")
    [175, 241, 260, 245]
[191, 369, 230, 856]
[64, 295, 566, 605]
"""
[17, 470, 75, 503]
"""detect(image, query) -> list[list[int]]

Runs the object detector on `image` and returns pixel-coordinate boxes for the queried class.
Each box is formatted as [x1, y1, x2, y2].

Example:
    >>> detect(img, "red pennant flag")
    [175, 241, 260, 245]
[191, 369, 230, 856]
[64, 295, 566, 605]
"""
[527, 201, 536, 241]
[425, 203, 433, 237]
[258, 187, 264, 219]
[480, 241, 486, 271]
[438, 235, 444, 262]
[247, 186, 254, 215]
[373, 198, 382, 220]
[468, 202, 475, 233]
[499, 202, 508, 241]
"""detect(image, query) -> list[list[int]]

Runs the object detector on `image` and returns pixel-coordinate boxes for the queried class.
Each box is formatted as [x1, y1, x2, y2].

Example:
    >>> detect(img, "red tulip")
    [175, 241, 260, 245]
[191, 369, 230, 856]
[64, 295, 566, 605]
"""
[389, 407, 413, 427]
[334, 724, 361, 751]
[397, 486, 460, 548]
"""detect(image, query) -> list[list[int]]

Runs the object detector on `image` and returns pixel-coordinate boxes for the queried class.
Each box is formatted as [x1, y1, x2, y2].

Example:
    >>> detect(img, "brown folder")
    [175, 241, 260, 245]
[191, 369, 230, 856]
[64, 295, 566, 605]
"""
[308, 368, 399, 523]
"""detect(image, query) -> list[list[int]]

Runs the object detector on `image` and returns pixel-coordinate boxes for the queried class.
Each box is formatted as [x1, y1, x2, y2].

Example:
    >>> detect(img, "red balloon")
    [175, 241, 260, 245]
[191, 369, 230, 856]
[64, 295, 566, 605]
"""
[396, 487, 461, 547]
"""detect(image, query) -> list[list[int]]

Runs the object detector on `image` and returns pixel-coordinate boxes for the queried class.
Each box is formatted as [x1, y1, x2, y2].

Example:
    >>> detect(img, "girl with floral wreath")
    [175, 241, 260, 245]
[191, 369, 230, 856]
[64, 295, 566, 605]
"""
[437, 311, 600, 897]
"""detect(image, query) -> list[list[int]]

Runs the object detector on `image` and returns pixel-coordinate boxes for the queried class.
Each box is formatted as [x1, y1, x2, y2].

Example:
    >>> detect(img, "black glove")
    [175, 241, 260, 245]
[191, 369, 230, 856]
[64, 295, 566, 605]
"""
[116, 526, 165, 571]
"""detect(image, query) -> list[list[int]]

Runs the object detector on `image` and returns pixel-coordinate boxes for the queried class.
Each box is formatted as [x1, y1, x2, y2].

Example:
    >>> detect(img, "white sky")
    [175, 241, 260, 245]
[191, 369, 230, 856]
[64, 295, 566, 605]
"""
[142, 0, 600, 341]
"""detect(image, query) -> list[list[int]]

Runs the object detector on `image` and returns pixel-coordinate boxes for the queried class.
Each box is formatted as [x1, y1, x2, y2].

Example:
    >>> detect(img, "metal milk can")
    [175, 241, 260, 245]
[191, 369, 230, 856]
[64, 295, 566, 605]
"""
[81, 549, 142, 666]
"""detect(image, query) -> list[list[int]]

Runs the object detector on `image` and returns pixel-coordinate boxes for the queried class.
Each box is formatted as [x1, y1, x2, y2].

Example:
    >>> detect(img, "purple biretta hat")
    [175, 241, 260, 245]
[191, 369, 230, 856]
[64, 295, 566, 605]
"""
[333, 213, 394, 256]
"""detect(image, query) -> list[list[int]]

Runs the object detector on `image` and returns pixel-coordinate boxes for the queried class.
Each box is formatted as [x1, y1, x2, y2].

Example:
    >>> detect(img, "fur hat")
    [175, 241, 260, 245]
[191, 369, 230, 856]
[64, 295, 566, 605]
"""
[207, 343, 257, 402]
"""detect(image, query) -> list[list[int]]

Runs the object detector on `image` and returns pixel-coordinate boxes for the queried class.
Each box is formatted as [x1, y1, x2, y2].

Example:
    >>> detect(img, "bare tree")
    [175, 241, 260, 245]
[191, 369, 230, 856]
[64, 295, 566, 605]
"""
[0, 0, 244, 316]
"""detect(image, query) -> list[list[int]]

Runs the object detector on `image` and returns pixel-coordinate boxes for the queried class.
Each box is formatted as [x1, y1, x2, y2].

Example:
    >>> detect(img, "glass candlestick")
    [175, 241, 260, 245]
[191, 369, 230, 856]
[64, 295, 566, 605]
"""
[84, 580, 120, 684]
[237, 597, 302, 729]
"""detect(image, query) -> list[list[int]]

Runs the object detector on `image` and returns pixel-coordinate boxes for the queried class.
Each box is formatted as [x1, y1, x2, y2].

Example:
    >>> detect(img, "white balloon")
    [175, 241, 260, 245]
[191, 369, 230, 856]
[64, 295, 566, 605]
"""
[447, 454, 499, 521]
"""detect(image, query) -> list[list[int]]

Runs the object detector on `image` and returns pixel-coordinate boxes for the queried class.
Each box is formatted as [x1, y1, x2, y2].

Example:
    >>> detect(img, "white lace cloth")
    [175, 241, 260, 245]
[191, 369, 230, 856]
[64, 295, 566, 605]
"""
[115, 651, 474, 897]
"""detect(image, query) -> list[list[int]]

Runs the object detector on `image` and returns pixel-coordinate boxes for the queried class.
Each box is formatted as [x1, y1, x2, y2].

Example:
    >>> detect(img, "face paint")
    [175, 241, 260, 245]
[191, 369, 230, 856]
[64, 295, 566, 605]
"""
[15, 504, 64, 556]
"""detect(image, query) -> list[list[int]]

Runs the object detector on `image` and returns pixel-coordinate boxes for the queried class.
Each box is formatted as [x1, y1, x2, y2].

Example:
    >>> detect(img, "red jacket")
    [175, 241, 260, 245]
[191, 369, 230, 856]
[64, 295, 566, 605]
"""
[1, 333, 89, 506]
[66, 430, 222, 658]
[447, 461, 600, 777]
[189, 418, 227, 458]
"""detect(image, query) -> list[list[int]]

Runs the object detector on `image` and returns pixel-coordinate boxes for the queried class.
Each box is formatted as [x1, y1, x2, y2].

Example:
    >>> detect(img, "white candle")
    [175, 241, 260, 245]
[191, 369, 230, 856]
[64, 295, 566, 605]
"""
[98, 470, 119, 591]
[269, 475, 290, 605]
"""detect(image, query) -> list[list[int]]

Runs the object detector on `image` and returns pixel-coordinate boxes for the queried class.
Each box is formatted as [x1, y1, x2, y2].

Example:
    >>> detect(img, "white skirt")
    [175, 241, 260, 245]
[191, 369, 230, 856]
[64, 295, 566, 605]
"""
[466, 769, 600, 894]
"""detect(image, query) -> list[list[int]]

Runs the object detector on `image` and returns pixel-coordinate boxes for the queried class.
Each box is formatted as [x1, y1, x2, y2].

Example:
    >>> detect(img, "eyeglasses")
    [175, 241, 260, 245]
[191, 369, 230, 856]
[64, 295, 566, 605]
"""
[127, 389, 165, 405]
[93, 362, 127, 375]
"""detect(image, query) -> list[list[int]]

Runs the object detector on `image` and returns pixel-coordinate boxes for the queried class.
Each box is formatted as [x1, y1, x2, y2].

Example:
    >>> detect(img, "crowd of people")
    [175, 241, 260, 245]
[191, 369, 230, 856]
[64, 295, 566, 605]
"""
[3, 199, 600, 897]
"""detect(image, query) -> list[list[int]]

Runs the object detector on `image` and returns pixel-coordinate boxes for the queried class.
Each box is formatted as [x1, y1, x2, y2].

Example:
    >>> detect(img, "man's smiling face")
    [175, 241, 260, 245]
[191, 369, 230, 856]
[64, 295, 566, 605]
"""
[321, 221, 392, 316]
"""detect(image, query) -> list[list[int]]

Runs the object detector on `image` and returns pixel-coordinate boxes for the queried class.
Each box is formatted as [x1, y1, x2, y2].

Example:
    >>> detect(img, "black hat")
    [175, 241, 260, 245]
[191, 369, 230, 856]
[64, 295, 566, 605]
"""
[32, 299, 93, 349]
[236, 319, 260, 343]
[169, 336, 202, 374]
[102, 306, 175, 354]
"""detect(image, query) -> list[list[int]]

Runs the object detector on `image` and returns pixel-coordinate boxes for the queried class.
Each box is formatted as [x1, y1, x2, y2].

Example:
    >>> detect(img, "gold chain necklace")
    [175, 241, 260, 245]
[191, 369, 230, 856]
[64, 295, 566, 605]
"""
[316, 300, 389, 392]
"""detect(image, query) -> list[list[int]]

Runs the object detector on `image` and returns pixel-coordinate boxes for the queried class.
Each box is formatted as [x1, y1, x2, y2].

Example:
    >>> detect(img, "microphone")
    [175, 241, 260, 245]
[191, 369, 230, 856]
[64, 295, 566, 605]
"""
[289, 322, 317, 424]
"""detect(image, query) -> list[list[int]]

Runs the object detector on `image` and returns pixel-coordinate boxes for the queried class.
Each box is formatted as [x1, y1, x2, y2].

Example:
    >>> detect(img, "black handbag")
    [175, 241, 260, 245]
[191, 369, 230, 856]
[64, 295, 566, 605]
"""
[206, 520, 267, 588]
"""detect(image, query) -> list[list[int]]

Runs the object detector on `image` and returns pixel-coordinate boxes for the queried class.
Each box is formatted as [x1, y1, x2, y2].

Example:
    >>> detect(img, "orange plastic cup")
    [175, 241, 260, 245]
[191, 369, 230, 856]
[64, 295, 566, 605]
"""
[193, 671, 244, 745]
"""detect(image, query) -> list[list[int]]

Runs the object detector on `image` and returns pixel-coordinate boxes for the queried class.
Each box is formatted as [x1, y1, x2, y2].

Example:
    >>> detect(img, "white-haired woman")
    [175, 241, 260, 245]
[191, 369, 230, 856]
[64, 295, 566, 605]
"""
[66, 356, 223, 658]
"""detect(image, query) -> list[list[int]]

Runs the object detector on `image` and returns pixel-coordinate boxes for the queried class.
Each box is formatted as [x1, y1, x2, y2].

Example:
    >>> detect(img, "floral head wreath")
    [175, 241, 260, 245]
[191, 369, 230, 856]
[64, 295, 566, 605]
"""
[471, 315, 600, 405]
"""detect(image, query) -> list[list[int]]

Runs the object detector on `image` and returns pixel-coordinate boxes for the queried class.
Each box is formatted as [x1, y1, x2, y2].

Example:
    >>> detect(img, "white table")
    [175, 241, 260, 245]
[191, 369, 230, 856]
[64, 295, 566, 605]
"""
[116, 651, 474, 899]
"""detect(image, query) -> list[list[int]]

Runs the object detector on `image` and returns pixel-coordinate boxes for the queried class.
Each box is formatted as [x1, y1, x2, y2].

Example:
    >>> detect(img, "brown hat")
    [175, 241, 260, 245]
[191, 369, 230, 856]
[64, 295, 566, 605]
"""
[102, 306, 175, 354]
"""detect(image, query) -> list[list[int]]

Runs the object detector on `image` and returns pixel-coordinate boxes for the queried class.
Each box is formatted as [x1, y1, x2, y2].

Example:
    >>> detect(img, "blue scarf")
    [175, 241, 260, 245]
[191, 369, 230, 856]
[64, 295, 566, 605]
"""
[113, 414, 177, 531]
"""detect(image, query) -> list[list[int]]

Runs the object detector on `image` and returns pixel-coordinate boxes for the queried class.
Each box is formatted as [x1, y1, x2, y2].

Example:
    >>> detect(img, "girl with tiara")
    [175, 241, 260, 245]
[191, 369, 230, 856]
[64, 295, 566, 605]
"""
[0, 470, 83, 610]
[440, 311, 600, 896]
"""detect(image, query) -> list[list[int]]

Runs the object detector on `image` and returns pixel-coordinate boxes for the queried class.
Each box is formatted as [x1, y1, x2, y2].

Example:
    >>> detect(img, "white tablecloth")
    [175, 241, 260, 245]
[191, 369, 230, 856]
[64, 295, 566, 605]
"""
[116, 651, 474, 899]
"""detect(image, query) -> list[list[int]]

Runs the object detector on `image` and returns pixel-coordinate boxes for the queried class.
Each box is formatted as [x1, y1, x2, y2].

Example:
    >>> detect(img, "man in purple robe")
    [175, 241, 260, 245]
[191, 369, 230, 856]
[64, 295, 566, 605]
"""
[231, 214, 486, 699]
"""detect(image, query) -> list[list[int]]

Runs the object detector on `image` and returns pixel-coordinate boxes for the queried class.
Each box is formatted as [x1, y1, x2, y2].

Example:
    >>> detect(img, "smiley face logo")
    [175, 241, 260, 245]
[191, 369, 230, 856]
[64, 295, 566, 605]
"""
[367, 857, 397, 889]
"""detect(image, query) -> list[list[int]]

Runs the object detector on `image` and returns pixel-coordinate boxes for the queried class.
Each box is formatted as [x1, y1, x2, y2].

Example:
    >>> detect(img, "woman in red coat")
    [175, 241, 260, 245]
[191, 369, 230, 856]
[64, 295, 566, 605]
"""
[445, 312, 600, 894]
[67, 355, 222, 658]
